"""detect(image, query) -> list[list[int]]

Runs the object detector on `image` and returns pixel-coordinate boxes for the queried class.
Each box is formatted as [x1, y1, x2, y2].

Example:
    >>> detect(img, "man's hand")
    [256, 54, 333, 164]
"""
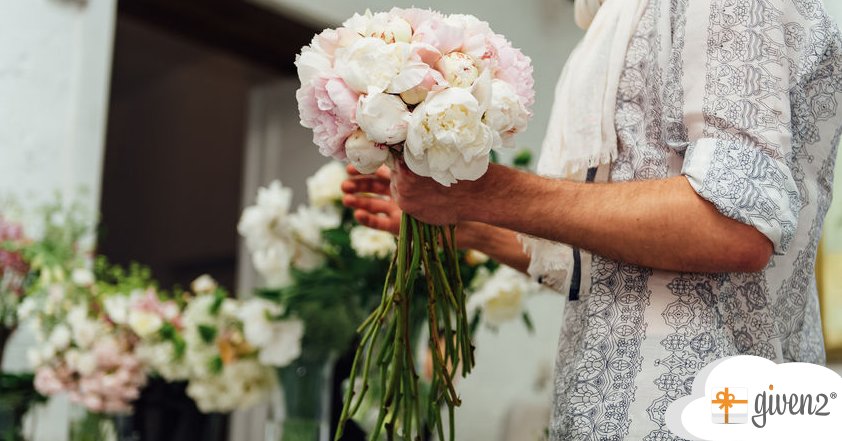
[341, 163, 532, 273]
[341, 165, 401, 235]
[390, 161, 475, 226]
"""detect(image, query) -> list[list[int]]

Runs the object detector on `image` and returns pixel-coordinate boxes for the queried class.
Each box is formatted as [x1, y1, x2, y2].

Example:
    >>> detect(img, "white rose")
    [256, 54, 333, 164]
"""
[405, 88, 500, 186]
[356, 93, 411, 145]
[128, 310, 164, 338]
[335, 38, 410, 93]
[436, 52, 479, 88]
[191, 274, 218, 294]
[485, 79, 529, 147]
[350, 226, 396, 259]
[252, 247, 292, 289]
[49, 325, 72, 350]
[345, 130, 389, 174]
[258, 319, 304, 367]
[71, 268, 95, 287]
[306, 162, 348, 208]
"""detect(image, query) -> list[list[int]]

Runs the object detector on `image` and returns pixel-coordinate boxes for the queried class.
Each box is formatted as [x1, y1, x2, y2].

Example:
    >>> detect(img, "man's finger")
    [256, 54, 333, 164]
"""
[346, 164, 391, 180]
[343, 195, 395, 215]
[342, 177, 391, 196]
[354, 210, 396, 233]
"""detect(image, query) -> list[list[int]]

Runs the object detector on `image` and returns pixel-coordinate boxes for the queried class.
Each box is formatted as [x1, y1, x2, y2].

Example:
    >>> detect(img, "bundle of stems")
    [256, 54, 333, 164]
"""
[335, 213, 475, 441]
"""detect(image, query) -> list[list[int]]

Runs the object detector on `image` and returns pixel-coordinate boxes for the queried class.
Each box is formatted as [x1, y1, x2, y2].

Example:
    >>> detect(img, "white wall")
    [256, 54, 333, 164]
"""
[249, 1, 581, 440]
[0, 1, 116, 439]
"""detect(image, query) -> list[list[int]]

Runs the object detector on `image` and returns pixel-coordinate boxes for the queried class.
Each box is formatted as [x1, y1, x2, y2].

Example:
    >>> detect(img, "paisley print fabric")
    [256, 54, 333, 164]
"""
[550, 1, 842, 439]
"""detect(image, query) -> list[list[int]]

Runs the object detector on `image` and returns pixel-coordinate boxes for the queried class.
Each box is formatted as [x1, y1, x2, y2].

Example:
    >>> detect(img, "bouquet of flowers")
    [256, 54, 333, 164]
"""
[295, 8, 534, 439]
[101, 271, 305, 414]
[238, 162, 397, 362]
[1, 214, 29, 362]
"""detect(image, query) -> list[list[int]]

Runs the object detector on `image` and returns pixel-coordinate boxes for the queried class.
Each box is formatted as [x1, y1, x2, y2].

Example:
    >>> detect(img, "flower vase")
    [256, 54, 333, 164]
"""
[69, 410, 137, 441]
[276, 353, 335, 441]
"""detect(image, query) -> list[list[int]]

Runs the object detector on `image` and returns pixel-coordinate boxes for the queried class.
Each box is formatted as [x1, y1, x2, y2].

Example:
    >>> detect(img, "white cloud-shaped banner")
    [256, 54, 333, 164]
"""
[666, 355, 842, 440]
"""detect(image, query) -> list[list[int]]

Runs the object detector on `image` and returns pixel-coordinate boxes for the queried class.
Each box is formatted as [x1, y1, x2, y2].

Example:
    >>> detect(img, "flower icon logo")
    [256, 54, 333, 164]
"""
[711, 387, 749, 424]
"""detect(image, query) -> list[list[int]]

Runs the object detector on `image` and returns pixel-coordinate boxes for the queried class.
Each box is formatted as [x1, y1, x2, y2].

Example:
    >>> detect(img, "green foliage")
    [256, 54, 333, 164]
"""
[198, 325, 218, 345]
[513, 149, 534, 169]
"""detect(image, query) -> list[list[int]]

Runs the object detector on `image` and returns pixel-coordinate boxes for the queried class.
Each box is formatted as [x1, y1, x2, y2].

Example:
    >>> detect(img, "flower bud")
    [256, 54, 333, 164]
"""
[345, 129, 389, 174]
[436, 52, 479, 88]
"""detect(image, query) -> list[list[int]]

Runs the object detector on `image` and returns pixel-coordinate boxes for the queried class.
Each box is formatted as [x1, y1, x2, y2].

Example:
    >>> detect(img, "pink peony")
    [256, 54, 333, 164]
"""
[396, 8, 465, 55]
[34, 367, 69, 395]
[297, 76, 360, 160]
[480, 34, 535, 113]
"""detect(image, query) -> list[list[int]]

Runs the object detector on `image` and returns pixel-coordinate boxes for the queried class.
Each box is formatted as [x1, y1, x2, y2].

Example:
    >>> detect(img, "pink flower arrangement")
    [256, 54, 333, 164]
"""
[0, 216, 29, 301]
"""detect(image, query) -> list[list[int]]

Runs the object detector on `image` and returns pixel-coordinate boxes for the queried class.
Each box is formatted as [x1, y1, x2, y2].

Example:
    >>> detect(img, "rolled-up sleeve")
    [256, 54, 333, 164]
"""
[682, 137, 800, 254]
[679, 0, 800, 254]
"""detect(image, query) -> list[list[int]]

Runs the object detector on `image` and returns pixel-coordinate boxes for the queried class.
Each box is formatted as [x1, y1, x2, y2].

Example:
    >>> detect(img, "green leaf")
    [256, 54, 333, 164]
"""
[513, 149, 533, 168]
[522, 312, 535, 334]
[198, 324, 217, 344]
[209, 356, 224, 375]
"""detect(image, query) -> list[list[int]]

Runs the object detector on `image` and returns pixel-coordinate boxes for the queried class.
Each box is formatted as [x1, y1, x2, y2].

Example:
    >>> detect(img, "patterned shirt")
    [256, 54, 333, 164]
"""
[550, 1, 842, 439]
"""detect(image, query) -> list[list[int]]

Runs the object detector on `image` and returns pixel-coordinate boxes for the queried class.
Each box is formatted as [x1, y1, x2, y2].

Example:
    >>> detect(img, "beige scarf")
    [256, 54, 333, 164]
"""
[522, 0, 649, 292]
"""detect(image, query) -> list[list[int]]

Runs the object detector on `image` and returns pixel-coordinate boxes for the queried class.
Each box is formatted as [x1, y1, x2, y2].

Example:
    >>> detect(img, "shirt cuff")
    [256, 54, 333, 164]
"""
[681, 137, 800, 255]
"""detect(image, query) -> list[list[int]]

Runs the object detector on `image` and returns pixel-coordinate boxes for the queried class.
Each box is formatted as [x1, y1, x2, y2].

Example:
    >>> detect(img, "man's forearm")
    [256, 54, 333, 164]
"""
[463, 165, 773, 273]
[456, 222, 531, 274]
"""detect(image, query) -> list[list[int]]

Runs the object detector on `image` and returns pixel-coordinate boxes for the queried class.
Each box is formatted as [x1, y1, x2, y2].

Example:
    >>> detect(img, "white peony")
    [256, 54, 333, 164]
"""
[307, 162, 348, 208]
[256, 319, 304, 367]
[356, 93, 411, 145]
[345, 130, 389, 174]
[252, 247, 292, 289]
[344, 10, 413, 44]
[128, 310, 164, 338]
[237, 181, 294, 252]
[191, 274, 218, 294]
[436, 52, 480, 88]
[288, 204, 341, 270]
[485, 79, 529, 147]
[405, 87, 501, 186]
[468, 266, 537, 327]
[335, 38, 412, 94]
[350, 226, 396, 259]
[289, 205, 342, 249]
[238, 298, 283, 348]
[295, 45, 332, 85]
